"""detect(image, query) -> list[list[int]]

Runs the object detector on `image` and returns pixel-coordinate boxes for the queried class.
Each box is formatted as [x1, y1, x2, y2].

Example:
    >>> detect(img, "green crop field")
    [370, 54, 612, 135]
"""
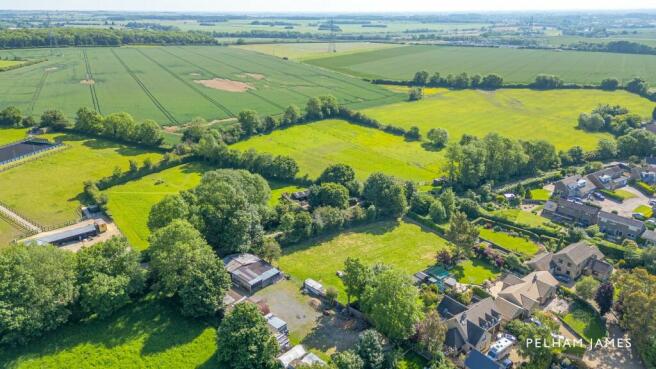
[307, 45, 656, 84]
[0, 296, 217, 369]
[231, 119, 444, 181]
[235, 42, 400, 61]
[105, 162, 209, 250]
[0, 133, 162, 227]
[479, 228, 540, 256]
[0, 127, 27, 145]
[0, 46, 401, 125]
[277, 219, 451, 304]
[361, 89, 654, 150]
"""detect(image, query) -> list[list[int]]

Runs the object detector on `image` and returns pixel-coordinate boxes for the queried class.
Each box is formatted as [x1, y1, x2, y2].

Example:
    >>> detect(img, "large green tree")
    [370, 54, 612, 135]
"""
[149, 220, 231, 317]
[318, 163, 360, 195]
[0, 244, 77, 345]
[147, 194, 190, 231]
[362, 173, 407, 218]
[216, 302, 279, 369]
[362, 268, 424, 341]
[309, 182, 349, 209]
[445, 211, 479, 257]
[342, 257, 372, 305]
[332, 350, 364, 369]
[356, 330, 385, 369]
[76, 237, 146, 318]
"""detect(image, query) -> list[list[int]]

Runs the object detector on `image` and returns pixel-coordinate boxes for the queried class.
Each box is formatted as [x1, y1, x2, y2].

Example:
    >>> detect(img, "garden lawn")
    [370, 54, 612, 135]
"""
[479, 228, 540, 256]
[634, 205, 653, 219]
[600, 189, 637, 202]
[105, 162, 209, 250]
[529, 188, 552, 202]
[562, 302, 607, 343]
[451, 259, 501, 285]
[277, 219, 451, 304]
[361, 89, 654, 151]
[0, 133, 162, 227]
[307, 45, 656, 85]
[492, 208, 555, 229]
[0, 127, 27, 146]
[0, 296, 217, 369]
[231, 119, 444, 181]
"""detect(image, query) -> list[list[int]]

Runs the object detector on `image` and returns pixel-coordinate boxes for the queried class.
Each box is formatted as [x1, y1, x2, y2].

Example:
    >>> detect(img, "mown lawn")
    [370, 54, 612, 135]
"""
[0, 127, 28, 146]
[105, 162, 209, 250]
[361, 89, 654, 151]
[492, 208, 556, 229]
[529, 188, 552, 202]
[231, 119, 444, 181]
[0, 133, 162, 227]
[451, 259, 501, 285]
[0, 296, 217, 369]
[277, 219, 451, 304]
[634, 205, 653, 218]
[562, 302, 607, 343]
[479, 228, 541, 256]
[601, 188, 637, 202]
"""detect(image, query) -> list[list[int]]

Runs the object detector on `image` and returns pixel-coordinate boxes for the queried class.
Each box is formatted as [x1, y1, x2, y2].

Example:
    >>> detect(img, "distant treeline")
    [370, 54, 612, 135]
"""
[212, 30, 390, 41]
[0, 28, 217, 48]
[373, 71, 656, 102]
[568, 40, 656, 56]
[124, 22, 179, 32]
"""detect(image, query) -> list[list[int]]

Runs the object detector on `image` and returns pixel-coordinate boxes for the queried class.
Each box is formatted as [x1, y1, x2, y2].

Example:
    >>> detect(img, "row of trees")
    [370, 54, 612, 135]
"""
[408, 71, 504, 90]
[0, 231, 231, 346]
[0, 28, 217, 48]
[0, 105, 165, 147]
[74, 108, 164, 147]
[444, 132, 560, 189]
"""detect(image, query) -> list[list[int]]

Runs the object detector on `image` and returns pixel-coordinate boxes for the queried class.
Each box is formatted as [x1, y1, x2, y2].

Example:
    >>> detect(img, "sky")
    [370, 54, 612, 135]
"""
[2, 0, 656, 13]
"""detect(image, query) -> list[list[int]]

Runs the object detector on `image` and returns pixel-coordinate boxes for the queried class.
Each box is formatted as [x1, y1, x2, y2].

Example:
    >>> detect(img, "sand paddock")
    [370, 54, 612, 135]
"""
[80, 79, 95, 85]
[194, 78, 253, 92]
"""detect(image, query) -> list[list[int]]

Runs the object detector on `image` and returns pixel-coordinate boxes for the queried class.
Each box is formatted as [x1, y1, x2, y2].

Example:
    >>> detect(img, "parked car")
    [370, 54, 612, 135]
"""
[554, 274, 571, 284]
[646, 219, 656, 226]
[633, 213, 646, 220]
[501, 358, 514, 369]
[649, 200, 656, 206]
[593, 192, 605, 200]
[529, 317, 543, 327]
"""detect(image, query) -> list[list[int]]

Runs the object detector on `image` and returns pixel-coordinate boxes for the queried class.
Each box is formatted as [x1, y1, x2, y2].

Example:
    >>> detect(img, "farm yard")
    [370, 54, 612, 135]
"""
[0, 46, 402, 124]
[231, 119, 444, 181]
[277, 219, 451, 304]
[308, 44, 656, 84]
[0, 133, 162, 228]
[362, 88, 654, 150]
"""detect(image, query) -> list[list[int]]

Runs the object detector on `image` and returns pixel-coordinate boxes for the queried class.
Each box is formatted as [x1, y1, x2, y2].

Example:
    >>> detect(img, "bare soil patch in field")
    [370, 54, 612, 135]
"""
[189, 72, 201, 76]
[194, 78, 253, 92]
[80, 79, 95, 85]
[45, 67, 58, 72]
[242, 72, 265, 80]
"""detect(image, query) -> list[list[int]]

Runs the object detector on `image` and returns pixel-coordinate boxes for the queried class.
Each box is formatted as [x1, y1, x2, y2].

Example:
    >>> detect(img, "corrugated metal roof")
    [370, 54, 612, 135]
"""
[36, 224, 97, 245]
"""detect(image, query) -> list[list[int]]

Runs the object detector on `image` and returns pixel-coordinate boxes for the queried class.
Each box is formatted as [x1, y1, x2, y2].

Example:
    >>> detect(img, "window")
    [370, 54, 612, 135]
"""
[567, 262, 571, 267]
